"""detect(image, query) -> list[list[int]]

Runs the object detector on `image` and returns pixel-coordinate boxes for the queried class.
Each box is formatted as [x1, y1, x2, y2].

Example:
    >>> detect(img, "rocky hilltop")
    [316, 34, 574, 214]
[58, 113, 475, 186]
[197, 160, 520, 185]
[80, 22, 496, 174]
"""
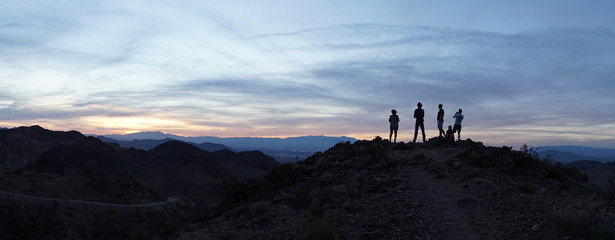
[2, 127, 614, 239]
[0, 125, 85, 168]
[179, 137, 614, 240]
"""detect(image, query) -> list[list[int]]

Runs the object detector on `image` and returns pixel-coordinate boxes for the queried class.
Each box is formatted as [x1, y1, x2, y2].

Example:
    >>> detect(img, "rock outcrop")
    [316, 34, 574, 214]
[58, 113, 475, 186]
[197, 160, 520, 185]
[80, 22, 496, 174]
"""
[179, 138, 613, 240]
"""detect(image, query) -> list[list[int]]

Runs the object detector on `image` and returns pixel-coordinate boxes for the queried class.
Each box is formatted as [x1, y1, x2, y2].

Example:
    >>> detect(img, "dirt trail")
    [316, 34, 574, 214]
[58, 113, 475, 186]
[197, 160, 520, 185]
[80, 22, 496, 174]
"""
[0, 190, 183, 212]
[410, 167, 481, 239]
[390, 145, 483, 239]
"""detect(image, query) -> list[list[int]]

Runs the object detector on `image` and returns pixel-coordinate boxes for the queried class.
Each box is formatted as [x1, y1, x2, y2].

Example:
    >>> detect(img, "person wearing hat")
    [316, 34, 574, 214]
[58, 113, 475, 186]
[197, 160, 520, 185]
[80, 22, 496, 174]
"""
[389, 109, 400, 143]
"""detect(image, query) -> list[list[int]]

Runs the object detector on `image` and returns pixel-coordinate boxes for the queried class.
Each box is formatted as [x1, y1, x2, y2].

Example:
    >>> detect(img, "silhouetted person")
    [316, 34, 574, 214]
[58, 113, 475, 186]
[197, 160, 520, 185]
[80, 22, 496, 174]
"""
[413, 102, 426, 143]
[389, 109, 400, 143]
[453, 109, 464, 141]
[437, 104, 445, 137]
[446, 125, 454, 140]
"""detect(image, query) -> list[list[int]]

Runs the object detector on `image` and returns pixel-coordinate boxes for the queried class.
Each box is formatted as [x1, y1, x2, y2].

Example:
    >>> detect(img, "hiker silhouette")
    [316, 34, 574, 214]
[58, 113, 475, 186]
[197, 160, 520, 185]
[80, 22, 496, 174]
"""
[437, 104, 445, 137]
[389, 109, 400, 143]
[446, 125, 454, 140]
[413, 102, 426, 143]
[453, 109, 464, 141]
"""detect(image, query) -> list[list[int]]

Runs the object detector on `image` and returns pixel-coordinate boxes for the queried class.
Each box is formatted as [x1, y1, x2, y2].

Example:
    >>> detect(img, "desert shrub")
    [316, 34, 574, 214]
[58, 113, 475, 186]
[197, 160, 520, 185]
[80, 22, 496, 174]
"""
[224, 204, 250, 219]
[516, 182, 539, 194]
[341, 200, 366, 212]
[511, 155, 538, 170]
[372, 157, 397, 171]
[219, 232, 233, 240]
[412, 153, 426, 161]
[307, 219, 334, 240]
[314, 188, 336, 205]
[249, 201, 268, 217]
[309, 203, 326, 220]
[609, 177, 615, 187]
[351, 157, 371, 171]
[217, 176, 248, 203]
[340, 158, 353, 169]
[248, 201, 271, 226]
[313, 160, 329, 172]
[520, 144, 540, 160]
[317, 172, 337, 187]
[552, 210, 615, 239]
[287, 187, 311, 210]
[465, 152, 500, 169]
[465, 152, 484, 167]
[361, 143, 387, 162]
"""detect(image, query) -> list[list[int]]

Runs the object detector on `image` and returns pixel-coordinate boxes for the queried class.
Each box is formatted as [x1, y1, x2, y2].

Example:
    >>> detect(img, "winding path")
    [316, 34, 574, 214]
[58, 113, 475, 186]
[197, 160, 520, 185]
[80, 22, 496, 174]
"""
[0, 190, 184, 213]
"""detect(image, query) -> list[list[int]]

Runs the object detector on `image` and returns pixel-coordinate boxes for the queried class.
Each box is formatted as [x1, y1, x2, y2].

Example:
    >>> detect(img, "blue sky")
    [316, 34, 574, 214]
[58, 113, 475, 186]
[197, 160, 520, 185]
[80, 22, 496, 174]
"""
[1, 0, 614, 148]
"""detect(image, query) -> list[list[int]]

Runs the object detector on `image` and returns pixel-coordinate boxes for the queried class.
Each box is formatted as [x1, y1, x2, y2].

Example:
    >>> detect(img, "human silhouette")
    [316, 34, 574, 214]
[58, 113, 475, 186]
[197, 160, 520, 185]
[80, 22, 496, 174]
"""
[445, 125, 454, 140]
[413, 102, 426, 143]
[389, 109, 400, 143]
[437, 104, 445, 137]
[453, 109, 464, 141]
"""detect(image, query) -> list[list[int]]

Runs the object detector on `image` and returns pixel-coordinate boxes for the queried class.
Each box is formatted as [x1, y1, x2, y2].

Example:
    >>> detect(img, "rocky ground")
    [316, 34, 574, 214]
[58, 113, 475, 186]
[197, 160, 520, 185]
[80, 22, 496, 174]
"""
[177, 138, 615, 240]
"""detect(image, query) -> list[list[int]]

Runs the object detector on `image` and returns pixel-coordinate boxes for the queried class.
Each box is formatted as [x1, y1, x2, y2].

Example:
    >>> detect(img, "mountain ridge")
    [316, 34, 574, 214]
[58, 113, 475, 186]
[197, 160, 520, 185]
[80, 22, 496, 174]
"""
[97, 131, 358, 162]
[537, 145, 615, 164]
[96, 136, 233, 152]
[99, 131, 357, 150]
[538, 145, 615, 158]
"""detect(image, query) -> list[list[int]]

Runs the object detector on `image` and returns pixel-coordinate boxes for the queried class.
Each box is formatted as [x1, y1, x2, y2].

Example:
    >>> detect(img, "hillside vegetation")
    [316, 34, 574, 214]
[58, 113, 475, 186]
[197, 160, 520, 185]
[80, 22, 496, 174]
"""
[2, 127, 614, 239]
[179, 137, 614, 240]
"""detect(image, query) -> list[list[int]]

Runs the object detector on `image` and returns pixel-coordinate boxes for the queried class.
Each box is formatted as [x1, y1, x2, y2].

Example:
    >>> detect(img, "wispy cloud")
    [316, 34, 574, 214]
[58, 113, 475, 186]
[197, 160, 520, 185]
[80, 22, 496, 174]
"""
[0, 1, 614, 147]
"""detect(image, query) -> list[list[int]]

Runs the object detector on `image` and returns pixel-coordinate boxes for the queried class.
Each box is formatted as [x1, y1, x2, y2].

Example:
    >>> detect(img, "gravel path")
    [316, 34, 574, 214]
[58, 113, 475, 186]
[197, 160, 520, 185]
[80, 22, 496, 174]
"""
[0, 190, 183, 212]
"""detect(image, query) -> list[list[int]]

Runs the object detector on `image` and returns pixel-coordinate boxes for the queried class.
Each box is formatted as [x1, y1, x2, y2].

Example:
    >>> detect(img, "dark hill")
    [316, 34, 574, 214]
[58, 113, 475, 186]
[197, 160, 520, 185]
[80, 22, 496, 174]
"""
[3, 127, 280, 204]
[25, 137, 139, 176]
[149, 140, 206, 158]
[4, 127, 279, 182]
[136, 140, 228, 179]
[178, 138, 614, 240]
[565, 160, 615, 188]
[0, 126, 85, 168]
[566, 160, 605, 170]
[212, 150, 280, 181]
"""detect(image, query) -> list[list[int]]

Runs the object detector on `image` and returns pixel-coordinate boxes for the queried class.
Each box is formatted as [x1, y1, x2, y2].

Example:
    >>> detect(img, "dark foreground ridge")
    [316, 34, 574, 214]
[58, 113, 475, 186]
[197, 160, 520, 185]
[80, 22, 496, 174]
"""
[179, 137, 615, 240]
[2, 127, 615, 239]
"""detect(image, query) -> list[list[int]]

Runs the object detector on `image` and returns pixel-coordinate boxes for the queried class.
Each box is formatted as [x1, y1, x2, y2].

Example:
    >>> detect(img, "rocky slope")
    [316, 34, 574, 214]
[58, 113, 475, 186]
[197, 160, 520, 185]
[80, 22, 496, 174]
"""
[178, 137, 614, 240]
[0, 126, 85, 168]
[1, 126, 279, 202]
[24, 136, 140, 176]
[0, 127, 281, 239]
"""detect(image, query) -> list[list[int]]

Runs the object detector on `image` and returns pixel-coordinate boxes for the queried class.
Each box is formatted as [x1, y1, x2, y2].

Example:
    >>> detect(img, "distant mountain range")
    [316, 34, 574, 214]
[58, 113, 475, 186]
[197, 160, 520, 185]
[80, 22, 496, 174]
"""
[96, 136, 232, 152]
[537, 145, 615, 164]
[97, 131, 358, 162]
[0, 125, 280, 190]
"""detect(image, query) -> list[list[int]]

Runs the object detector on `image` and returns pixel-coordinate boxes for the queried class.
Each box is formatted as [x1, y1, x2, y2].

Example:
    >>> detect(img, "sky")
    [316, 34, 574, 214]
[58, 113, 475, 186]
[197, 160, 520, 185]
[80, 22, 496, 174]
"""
[1, 0, 614, 149]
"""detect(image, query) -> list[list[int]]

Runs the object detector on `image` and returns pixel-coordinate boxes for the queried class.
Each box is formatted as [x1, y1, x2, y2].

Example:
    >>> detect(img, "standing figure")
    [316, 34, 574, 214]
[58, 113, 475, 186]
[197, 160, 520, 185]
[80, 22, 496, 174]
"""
[389, 109, 400, 143]
[413, 102, 426, 143]
[437, 104, 445, 137]
[453, 109, 464, 141]
[446, 125, 454, 140]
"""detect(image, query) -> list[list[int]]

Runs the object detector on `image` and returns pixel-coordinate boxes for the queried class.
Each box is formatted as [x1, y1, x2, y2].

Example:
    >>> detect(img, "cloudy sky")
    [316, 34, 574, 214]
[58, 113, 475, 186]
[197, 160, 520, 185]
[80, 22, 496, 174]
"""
[1, 0, 614, 148]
